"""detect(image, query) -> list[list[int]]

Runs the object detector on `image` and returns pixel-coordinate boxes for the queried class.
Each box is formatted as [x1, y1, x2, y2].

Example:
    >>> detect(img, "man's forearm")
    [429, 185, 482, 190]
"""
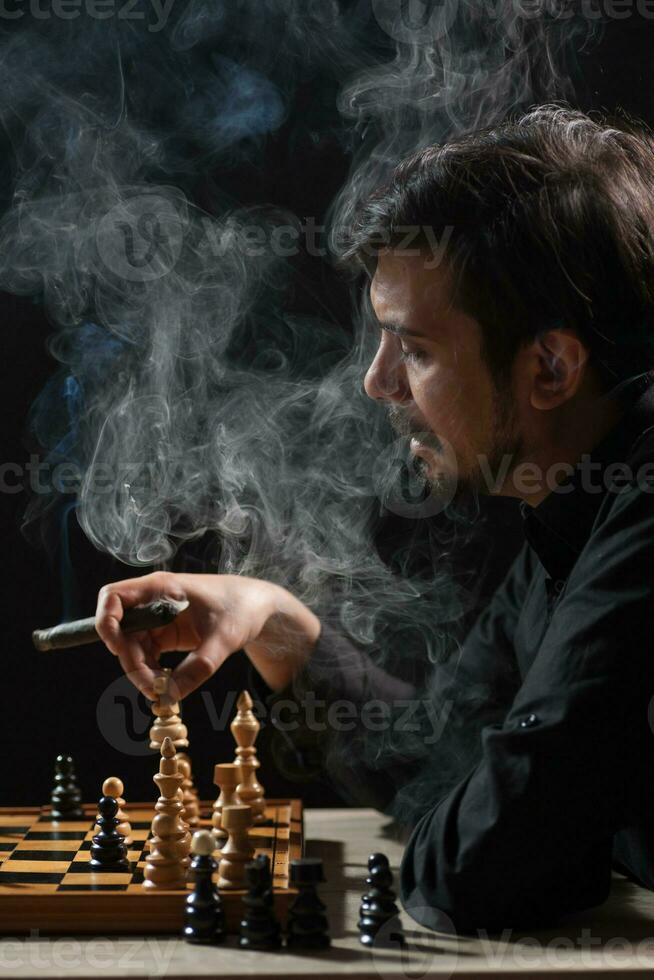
[244, 584, 322, 692]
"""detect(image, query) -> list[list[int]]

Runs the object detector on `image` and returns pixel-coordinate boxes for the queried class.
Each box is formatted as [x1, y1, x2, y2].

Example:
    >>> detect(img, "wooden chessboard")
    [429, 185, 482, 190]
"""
[0, 800, 303, 934]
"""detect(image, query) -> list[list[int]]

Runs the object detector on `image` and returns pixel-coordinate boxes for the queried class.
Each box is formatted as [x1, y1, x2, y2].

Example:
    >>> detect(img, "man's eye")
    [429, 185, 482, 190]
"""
[399, 347, 427, 364]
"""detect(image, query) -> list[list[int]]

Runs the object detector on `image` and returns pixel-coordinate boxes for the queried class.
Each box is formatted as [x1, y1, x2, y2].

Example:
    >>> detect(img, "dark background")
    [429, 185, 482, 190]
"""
[2, 14, 653, 806]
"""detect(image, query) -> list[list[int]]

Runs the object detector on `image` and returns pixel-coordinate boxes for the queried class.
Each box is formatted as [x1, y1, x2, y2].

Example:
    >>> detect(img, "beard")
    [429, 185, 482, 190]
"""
[387, 381, 523, 503]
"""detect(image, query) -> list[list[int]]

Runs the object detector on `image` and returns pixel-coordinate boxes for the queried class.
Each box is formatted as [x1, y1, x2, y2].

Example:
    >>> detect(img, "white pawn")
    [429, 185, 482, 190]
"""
[192, 829, 218, 856]
[95, 777, 132, 845]
[217, 804, 254, 889]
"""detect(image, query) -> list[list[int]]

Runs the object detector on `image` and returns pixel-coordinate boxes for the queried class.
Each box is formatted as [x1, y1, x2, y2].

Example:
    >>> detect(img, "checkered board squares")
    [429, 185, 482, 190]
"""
[0, 800, 302, 934]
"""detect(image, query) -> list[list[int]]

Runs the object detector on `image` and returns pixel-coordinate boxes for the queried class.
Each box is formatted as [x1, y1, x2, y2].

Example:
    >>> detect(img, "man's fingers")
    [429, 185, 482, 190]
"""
[95, 572, 186, 655]
[95, 573, 187, 697]
[95, 588, 132, 658]
[118, 646, 159, 701]
[95, 572, 188, 651]
[171, 639, 230, 701]
[99, 571, 188, 603]
[96, 572, 238, 700]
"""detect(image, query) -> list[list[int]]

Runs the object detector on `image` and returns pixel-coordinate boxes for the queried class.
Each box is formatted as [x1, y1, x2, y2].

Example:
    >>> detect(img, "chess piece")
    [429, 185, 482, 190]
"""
[287, 858, 331, 949]
[358, 853, 406, 948]
[50, 754, 84, 819]
[178, 757, 200, 828]
[239, 853, 282, 950]
[212, 763, 241, 839]
[90, 796, 129, 871]
[149, 669, 188, 750]
[142, 779, 189, 854]
[231, 691, 266, 824]
[236, 759, 266, 826]
[216, 804, 254, 889]
[94, 778, 132, 845]
[183, 830, 226, 945]
[177, 752, 201, 817]
[176, 787, 191, 833]
[143, 736, 191, 890]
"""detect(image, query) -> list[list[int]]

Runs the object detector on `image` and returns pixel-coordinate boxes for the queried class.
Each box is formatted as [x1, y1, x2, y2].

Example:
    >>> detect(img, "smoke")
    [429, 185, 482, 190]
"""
[0, 3, 599, 820]
[329, 0, 597, 243]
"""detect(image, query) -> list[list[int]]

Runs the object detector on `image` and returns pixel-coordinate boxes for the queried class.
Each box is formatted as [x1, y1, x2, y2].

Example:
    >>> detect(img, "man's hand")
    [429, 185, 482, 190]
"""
[95, 571, 321, 700]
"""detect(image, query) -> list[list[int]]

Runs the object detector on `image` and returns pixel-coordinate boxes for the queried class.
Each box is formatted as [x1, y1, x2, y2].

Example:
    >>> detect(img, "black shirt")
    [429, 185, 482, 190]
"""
[274, 375, 654, 933]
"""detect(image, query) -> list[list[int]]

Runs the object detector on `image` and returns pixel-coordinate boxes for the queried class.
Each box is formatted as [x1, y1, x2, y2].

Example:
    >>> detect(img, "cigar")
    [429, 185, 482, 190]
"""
[32, 598, 190, 652]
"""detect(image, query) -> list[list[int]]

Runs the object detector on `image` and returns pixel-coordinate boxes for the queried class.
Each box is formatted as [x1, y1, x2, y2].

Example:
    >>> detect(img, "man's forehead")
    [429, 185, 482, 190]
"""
[370, 249, 455, 321]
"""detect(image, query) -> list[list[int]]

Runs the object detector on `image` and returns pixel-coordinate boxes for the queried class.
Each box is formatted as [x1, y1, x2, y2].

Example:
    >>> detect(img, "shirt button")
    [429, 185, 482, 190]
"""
[519, 713, 539, 728]
[554, 579, 565, 594]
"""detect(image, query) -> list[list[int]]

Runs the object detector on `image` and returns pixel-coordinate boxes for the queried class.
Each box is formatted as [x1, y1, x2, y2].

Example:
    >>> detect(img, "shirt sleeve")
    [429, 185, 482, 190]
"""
[265, 622, 417, 811]
[400, 482, 654, 933]
[267, 542, 529, 820]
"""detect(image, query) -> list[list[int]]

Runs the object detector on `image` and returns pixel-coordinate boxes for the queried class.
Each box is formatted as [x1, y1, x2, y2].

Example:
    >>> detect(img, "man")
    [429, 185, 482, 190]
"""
[96, 106, 654, 932]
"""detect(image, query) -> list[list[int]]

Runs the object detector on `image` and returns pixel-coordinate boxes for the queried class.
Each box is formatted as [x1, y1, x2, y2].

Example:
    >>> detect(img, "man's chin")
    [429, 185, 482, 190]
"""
[410, 439, 450, 476]
[412, 454, 457, 497]
[415, 454, 491, 505]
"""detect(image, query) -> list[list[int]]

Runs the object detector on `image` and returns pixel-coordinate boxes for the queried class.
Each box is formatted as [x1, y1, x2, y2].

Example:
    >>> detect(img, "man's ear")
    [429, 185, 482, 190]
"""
[529, 329, 590, 410]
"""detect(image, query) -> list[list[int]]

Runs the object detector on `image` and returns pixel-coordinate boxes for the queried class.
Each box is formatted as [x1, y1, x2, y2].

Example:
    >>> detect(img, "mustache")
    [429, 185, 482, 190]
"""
[387, 407, 443, 452]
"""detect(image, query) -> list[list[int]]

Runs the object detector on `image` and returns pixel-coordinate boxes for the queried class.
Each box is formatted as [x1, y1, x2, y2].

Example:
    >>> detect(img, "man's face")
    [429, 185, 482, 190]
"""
[365, 250, 523, 499]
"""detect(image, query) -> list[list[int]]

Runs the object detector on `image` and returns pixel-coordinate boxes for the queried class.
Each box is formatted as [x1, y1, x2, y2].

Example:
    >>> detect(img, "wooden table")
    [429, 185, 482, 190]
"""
[2, 807, 654, 978]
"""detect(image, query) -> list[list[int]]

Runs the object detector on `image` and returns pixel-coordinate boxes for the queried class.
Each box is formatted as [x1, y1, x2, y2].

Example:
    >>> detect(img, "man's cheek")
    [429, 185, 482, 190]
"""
[421, 377, 463, 432]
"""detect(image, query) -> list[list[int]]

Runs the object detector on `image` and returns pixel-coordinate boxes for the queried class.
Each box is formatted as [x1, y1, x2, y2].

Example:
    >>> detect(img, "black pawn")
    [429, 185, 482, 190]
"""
[239, 853, 282, 950]
[89, 796, 129, 871]
[50, 754, 83, 819]
[286, 858, 330, 950]
[358, 852, 406, 948]
[183, 831, 225, 945]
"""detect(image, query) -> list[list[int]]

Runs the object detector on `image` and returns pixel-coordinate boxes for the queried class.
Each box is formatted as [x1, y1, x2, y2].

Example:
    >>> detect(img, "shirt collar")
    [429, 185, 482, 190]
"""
[520, 373, 654, 582]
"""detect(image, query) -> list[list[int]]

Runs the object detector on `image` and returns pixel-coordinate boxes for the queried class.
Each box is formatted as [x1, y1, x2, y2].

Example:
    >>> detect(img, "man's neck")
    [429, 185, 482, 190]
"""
[508, 391, 625, 508]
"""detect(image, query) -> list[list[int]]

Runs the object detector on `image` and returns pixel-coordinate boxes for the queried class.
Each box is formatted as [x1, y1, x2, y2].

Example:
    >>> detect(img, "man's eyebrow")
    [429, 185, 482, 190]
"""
[376, 319, 426, 339]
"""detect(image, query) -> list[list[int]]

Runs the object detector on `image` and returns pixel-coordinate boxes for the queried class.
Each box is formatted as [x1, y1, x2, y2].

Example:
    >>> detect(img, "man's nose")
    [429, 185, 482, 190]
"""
[364, 339, 410, 403]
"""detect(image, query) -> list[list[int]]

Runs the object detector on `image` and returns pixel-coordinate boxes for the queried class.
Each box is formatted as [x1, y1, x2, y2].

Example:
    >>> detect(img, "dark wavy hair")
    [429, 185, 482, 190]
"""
[341, 105, 654, 395]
